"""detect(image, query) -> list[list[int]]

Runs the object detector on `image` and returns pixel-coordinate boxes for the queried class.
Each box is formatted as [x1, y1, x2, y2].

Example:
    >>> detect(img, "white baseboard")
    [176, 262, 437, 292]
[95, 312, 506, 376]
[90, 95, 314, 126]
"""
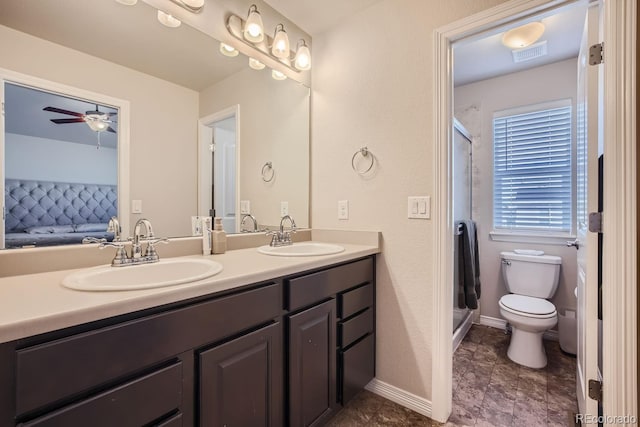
[478, 315, 559, 341]
[365, 378, 432, 418]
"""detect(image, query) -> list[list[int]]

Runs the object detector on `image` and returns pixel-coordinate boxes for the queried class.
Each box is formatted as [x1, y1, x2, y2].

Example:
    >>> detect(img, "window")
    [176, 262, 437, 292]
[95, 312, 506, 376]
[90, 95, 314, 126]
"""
[493, 101, 572, 235]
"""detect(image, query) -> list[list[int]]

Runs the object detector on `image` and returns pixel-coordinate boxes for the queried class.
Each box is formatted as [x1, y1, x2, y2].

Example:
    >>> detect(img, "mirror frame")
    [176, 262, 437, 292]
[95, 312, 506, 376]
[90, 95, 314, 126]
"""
[0, 67, 131, 247]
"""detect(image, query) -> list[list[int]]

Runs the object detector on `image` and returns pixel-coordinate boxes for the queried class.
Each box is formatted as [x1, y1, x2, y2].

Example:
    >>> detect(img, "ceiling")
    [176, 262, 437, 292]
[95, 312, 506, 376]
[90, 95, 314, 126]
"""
[454, 2, 587, 86]
[263, 0, 382, 35]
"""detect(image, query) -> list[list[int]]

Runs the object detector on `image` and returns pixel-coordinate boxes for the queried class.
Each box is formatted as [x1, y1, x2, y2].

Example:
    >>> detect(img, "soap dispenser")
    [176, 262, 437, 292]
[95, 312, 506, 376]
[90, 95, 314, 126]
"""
[211, 217, 227, 254]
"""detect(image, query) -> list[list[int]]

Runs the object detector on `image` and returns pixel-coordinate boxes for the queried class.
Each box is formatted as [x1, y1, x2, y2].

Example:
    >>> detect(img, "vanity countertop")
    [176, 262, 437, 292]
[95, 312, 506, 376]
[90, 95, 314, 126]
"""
[0, 241, 379, 344]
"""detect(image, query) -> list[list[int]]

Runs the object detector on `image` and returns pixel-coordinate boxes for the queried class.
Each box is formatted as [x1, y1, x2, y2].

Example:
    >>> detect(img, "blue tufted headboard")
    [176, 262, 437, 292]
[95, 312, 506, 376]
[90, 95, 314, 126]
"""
[4, 179, 117, 233]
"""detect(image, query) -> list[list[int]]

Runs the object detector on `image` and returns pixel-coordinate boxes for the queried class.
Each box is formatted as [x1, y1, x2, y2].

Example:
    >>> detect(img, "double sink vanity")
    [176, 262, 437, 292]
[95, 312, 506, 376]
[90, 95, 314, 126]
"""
[0, 231, 379, 427]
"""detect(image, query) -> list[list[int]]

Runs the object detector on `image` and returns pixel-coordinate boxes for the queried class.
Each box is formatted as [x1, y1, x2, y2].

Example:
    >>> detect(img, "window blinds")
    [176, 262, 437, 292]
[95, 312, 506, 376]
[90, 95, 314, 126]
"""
[493, 105, 572, 233]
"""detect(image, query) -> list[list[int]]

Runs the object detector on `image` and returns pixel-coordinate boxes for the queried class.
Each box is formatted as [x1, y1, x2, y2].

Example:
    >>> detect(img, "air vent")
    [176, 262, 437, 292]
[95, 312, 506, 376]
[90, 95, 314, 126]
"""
[512, 40, 547, 63]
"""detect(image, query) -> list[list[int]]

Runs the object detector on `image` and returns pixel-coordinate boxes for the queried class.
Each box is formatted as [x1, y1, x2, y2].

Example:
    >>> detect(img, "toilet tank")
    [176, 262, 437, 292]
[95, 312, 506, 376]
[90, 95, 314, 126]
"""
[500, 251, 562, 298]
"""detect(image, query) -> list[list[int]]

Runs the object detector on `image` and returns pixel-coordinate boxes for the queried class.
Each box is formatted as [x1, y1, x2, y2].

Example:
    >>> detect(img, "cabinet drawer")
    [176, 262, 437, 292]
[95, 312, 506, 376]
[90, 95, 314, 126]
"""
[287, 258, 373, 311]
[19, 362, 182, 427]
[339, 284, 373, 319]
[156, 412, 182, 427]
[339, 308, 373, 348]
[340, 334, 375, 405]
[16, 283, 280, 416]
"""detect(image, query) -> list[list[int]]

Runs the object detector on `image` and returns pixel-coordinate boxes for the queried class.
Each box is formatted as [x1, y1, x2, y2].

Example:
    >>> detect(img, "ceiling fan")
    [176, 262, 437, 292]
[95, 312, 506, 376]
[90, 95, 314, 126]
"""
[43, 105, 117, 133]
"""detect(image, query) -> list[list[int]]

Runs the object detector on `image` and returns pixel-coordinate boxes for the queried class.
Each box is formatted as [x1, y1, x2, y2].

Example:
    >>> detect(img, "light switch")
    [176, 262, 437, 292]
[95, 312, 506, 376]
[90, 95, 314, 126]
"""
[132, 199, 142, 214]
[408, 196, 430, 219]
[280, 201, 289, 216]
[240, 200, 251, 214]
[338, 200, 349, 220]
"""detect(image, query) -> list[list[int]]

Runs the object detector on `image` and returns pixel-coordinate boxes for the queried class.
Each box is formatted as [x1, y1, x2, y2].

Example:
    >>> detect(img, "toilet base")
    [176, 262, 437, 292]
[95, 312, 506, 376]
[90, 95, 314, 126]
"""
[507, 327, 547, 369]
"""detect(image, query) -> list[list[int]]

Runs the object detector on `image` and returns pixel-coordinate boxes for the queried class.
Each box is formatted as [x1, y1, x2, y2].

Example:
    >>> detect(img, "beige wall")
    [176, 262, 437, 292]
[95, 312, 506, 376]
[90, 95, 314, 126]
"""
[311, 0, 508, 402]
[0, 25, 199, 238]
[454, 59, 579, 321]
[200, 68, 310, 229]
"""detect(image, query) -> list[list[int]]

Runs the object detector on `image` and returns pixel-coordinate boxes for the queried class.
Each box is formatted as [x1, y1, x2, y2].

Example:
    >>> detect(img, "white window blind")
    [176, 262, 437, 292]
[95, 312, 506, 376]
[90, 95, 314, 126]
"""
[493, 104, 572, 233]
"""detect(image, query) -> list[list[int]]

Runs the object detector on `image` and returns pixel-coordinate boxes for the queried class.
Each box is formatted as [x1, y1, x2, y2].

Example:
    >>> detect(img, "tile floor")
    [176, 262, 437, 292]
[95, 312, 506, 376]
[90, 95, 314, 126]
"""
[327, 325, 578, 427]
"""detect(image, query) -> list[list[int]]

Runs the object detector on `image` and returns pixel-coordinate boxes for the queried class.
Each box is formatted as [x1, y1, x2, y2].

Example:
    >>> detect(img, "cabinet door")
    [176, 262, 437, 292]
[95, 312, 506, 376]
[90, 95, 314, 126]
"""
[288, 300, 336, 427]
[199, 322, 282, 427]
[340, 333, 375, 405]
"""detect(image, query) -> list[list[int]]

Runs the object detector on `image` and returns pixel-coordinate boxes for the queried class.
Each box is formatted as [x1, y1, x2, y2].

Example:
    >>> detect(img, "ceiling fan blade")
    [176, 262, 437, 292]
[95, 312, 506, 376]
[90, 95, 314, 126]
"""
[106, 127, 117, 133]
[43, 106, 84, 117]
[50, 118, 85, 124]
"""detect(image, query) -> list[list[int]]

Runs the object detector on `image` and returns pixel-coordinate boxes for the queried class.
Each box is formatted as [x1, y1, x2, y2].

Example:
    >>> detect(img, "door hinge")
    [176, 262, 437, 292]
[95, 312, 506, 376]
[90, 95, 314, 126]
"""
[588, 379, 603, 402]
[588, 212, 603, 233]
[589, 43, 604, 65]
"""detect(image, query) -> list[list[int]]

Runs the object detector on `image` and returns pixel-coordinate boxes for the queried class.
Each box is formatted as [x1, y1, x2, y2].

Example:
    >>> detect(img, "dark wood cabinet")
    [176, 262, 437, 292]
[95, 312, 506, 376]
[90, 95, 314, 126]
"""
[288, 300, 336, 427]
[199, 322, 282, 427]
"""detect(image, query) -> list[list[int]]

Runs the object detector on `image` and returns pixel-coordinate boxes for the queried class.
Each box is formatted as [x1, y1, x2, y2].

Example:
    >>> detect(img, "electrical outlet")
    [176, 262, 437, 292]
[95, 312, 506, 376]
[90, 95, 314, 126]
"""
[338, 200, 349, 220]
[132, 199, 142, 214]
[240, 200, 251, 214]
[280, 201, 289, 216]
[408, 196, 430, 219]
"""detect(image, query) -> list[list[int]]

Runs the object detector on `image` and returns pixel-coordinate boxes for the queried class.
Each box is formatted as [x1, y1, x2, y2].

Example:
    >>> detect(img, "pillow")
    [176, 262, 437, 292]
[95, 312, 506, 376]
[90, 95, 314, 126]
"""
[25, 225, 75, 234]
[74, 223, 108, 233]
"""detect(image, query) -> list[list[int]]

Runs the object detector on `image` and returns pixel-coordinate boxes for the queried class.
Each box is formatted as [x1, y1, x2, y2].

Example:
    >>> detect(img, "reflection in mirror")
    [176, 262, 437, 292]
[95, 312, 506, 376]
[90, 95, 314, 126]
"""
[2, 83, 119, 249]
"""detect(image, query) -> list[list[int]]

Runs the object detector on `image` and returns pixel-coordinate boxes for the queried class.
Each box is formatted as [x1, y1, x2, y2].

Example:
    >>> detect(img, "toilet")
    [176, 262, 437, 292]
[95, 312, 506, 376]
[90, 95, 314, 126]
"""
[498, 251, 562, 369]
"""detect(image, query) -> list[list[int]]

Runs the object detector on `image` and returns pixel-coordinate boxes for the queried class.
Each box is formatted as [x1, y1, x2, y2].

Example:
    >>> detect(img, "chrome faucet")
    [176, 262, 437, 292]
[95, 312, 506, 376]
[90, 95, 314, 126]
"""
[240, 214, 259, 232]
[267, 215, 297, 247]
[107, 216, 122, 241]
[98, 218, 168, 267]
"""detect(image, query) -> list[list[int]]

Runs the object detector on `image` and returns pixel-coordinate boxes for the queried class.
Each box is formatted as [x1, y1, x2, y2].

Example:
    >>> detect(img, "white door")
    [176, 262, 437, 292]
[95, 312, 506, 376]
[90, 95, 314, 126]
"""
[213, 124, 237, 233]
[575, 2, 601, 418]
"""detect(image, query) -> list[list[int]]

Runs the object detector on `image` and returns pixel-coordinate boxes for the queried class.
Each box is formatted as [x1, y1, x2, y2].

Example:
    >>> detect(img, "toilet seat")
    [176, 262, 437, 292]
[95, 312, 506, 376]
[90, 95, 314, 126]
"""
[499, 294, 557, 319]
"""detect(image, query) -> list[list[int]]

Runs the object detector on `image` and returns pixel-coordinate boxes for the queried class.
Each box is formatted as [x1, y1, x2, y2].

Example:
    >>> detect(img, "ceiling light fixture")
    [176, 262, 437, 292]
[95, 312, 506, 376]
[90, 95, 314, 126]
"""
[271, 24, 290, 59]
[219, 42, 239, 57]
[169, 0, 204, 13]
[157, 10, 181, 28]
[271, 70, 287, 81]
[502, 22, 545, 49]
[294, 39, 311, 71]
[115, 0, 138, 5]
[249, 57, 266, 70]
[244, 4, 264, 43]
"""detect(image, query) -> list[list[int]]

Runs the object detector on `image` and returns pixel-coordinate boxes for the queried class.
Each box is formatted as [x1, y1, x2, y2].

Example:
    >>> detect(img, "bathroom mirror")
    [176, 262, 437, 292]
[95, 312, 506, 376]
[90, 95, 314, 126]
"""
[0, 0, 309, 248]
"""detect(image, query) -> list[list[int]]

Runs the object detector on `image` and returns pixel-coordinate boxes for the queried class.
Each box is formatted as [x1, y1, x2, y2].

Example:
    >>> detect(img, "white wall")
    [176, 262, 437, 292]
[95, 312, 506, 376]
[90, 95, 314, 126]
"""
[454, 58, 579, 321]
[0, 25, 199, 238]
[200, 67, 310, 229]
[5, 133, 117, 185]
[311, 0, 508, 403]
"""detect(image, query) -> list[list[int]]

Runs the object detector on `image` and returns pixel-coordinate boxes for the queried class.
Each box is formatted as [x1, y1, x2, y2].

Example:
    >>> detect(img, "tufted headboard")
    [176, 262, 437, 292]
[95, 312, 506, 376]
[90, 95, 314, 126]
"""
[4, 179, 117, 233]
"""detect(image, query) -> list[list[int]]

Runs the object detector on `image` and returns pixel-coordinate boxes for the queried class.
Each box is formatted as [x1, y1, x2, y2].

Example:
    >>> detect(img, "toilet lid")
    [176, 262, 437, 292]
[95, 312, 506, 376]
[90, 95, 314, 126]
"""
[499, 294, 556, 316]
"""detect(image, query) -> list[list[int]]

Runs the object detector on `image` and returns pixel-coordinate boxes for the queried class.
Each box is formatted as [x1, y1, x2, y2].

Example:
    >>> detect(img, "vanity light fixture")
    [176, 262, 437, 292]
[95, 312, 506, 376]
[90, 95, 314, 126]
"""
[502, 22, 545, 49]
[169, 0, 205, 13]
[115, 0, 138, 5]
[271, 24, 290, 59]
[294, 39, 311, 71]
[271, 70, 287, 81]
[244, 4, 264, 43]
[157, 10, 181, 28]
[249, 57, 266, 70]
[219, 42, 239, 57]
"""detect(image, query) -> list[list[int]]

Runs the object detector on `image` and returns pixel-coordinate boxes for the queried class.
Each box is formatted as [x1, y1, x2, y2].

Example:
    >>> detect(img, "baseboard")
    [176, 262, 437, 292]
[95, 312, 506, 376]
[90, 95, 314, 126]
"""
[478, 315, 559, 341]
[365, 378, 432, 418]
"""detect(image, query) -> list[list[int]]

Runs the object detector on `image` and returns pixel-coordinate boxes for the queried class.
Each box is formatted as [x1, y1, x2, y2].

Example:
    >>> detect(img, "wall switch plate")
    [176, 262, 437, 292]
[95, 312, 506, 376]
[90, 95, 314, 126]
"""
[408, 196, 430, 219]
[280, 201, 289, 216]
[132, 199, 142, 214]
[240, 200, 251, 215]
[338, 200, 349, 220]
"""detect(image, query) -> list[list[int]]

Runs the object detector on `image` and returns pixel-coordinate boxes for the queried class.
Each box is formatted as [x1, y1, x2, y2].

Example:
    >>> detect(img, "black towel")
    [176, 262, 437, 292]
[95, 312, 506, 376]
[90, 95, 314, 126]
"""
[456, 220, 481, 309]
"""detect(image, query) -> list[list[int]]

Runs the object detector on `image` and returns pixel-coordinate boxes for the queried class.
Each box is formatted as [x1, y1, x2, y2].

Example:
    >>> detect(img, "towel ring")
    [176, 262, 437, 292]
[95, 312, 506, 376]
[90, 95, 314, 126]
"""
[262, 162, 275, 182]
[351, 147, 374, 175]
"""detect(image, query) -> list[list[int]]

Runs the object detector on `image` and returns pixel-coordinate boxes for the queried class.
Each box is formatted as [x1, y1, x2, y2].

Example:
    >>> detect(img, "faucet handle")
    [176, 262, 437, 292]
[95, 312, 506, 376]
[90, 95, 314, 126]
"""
[98, 241, 128, 264]
[82, 237, 107, 244]
[143, 238, 169, 258]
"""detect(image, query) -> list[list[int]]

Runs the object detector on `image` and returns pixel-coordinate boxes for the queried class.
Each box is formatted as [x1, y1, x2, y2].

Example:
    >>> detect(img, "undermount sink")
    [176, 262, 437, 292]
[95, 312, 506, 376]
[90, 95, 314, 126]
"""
[257, 242, 345, 257]
[62, 258, 223, 291]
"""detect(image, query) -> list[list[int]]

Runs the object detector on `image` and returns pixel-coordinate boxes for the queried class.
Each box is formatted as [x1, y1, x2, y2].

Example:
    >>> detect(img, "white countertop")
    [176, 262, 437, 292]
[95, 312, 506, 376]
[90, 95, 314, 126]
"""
[0, 242, 379, 344]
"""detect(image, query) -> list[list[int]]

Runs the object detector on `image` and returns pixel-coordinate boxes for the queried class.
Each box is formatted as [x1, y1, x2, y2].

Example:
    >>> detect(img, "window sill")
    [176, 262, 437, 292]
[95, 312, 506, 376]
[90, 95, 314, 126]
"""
[489, 231, 575, 246]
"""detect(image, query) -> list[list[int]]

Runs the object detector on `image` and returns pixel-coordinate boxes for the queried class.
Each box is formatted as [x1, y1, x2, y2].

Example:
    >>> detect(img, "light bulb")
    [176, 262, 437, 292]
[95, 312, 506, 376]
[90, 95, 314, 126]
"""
[219, 42, 239, 57]
[249, 58, 265, 70]
[244, 5, 264, 43]
[502, 22, 545, 49]
[271, 24, 290, 59]
[294, 40, 311, 71]
[157, 10, 181, 28]
[272, 70, 287, 81]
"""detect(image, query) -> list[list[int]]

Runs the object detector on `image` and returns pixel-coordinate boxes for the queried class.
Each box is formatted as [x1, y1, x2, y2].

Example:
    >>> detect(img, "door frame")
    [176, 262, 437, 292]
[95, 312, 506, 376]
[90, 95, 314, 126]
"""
[431, 0, 637, 423]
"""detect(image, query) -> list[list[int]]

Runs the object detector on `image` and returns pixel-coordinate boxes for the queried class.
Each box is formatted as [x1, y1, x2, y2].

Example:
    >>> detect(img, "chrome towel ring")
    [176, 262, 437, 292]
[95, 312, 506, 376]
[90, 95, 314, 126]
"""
[262, 162, 275, 182]
[351, 147, 375, 175]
